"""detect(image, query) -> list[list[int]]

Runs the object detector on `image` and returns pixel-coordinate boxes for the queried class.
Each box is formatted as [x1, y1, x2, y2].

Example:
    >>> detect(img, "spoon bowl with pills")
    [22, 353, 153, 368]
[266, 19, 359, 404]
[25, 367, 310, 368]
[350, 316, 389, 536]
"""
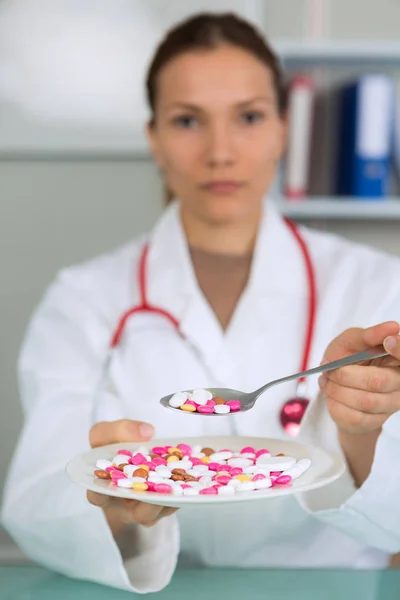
[160, 345, 388, 416]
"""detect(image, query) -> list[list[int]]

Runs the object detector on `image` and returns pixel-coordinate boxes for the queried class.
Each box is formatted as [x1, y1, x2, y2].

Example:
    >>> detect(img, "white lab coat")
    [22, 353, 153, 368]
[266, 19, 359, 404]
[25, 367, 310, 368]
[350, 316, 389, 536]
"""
[2, 199, 400, 593]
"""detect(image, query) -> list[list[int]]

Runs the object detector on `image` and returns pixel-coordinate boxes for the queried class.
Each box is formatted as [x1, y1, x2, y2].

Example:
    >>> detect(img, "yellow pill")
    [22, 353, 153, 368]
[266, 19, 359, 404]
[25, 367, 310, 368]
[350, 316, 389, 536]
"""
[167, 447, 182, 455]
[235, 474, 251, 482]
[137, 464, 150, 471]
[216, 471, 230, 477]
[201, 456, 210, 464]
[167, 455, 180, 463]
[133, 482, 148, 491]
[180, 404, 196, 412]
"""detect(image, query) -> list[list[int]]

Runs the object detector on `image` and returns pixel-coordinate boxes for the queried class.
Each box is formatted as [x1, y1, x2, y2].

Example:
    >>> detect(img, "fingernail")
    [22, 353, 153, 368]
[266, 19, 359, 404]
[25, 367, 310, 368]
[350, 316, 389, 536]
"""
[139, 423, 155, 438]
[384, 336, 397, 351]
[318, 374, 327, 388]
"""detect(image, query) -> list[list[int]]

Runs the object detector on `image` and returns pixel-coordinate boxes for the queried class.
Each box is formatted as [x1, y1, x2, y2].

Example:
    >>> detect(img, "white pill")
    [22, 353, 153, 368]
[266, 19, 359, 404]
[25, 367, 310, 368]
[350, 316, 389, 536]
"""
[241, 452, 256, 459]
[237, 481, 256, 492]
[227, 478, 241, 488]
[227, 458, 253, 468]
[147, 474, 164, 483]
[214, 405, 231, 414]
[155, 466, 172, 478]
[281, 467, 303, 479]
[256, 455, 296, 471]
[254, 467, 271, 476]
[193, 464, 210, 473]
[96, 459, 112, 470]
[218, 485, 236, 496]
[112, 455, 130, 466]
[172, 486, 184, 496]
[190, 389, 213, 405]
[135, 446, 150, 456]
[169, 391, 189, 408]
[192, 444, 202, 454]
[254, 477, 273, 490]
[117, 478, 135, 488]
[179, 461, 193, 471]
[199, 476, 213, 486]
[183, 487, 200, 496]
[191, 452, 206, 459]
[209, 451, 233, 462]
[123, 465, 137, 477]
[243, 465, 259, 474]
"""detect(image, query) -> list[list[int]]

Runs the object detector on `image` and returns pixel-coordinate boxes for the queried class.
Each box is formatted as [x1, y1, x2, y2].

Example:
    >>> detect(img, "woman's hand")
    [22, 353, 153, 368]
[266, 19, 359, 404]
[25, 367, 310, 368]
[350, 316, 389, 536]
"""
[87, 420, 177, 537]
[319, 321, 400, 435]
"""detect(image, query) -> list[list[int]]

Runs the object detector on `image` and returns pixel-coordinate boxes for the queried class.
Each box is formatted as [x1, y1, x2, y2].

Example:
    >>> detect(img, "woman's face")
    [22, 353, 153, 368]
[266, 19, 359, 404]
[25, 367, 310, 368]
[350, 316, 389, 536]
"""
[147, 43, 286, 225]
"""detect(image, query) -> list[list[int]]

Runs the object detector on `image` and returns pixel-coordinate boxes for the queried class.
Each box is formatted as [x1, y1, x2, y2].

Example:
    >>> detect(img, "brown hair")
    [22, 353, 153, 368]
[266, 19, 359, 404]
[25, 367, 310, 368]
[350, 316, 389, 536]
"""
[145, 12, 287, 203]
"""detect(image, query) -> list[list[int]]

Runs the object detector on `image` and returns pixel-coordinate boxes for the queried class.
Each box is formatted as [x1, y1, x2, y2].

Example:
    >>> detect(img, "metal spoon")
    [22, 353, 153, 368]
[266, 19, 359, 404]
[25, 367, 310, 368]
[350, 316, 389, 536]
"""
[160, 345, 388, 416]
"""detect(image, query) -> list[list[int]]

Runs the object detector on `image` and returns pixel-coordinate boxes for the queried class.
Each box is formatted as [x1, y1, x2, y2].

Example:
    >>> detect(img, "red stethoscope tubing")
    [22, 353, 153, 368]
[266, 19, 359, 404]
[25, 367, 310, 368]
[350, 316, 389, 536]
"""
[109, 218, 317, 387]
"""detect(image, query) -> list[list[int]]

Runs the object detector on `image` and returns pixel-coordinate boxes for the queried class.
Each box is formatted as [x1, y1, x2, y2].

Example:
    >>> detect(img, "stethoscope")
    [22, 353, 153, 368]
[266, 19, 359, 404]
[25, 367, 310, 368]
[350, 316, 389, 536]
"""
[92, 217, 316, 437]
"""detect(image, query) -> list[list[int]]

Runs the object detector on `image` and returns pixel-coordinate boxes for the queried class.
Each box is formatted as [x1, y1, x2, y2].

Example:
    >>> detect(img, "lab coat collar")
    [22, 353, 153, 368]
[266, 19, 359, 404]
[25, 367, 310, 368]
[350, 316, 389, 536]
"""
[146, 199, 307, 377]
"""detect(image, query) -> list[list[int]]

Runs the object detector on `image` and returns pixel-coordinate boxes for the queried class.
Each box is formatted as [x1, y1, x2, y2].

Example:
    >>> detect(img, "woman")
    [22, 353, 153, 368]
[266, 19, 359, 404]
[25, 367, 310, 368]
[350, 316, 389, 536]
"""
[2, 12, 400, 594]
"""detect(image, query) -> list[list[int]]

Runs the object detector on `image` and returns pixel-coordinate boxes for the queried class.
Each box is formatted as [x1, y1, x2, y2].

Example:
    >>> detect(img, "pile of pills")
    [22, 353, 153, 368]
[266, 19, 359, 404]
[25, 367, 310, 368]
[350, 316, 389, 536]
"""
[168, 389, 241, 414]
[94, 443, 311, 496]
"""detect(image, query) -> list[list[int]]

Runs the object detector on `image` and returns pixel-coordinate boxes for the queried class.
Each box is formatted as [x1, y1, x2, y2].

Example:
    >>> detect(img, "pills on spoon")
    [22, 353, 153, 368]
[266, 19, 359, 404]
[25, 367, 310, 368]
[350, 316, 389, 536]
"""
[168, 389, 242, 414]
[93, 444, 311, 496]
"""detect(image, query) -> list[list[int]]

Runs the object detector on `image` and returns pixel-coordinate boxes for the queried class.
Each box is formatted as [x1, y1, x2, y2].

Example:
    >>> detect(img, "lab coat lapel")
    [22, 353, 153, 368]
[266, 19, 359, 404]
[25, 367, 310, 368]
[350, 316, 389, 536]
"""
[147, 202, 225, 376]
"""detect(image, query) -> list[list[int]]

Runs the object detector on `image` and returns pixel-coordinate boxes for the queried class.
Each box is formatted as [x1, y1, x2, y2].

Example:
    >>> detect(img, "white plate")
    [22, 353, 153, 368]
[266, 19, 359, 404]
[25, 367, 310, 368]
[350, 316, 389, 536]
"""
[66, 436, 345, 507]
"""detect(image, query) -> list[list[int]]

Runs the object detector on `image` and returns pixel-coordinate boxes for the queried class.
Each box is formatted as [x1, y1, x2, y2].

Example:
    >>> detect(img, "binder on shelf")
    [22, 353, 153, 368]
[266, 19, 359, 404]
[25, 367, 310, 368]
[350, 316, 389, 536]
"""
[335, 74, 393, 199]
[283, 75, 314, 200]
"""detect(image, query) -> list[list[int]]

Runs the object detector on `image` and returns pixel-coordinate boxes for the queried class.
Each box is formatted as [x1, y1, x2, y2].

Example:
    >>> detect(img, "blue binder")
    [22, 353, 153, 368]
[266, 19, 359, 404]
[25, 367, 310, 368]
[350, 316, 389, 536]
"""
[336, 75, 393, 199]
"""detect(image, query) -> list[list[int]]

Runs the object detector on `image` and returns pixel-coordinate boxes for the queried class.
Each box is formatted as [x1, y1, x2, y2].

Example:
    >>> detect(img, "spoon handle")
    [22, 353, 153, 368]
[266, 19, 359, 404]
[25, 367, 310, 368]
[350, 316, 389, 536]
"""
[255, 345, 388, 397]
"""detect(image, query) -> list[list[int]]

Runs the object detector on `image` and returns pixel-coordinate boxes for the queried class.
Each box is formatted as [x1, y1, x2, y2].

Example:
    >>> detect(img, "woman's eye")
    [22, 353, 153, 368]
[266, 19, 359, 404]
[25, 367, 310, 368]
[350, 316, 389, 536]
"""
[241, 111, 265, 124]
[173, 115, 198, 129]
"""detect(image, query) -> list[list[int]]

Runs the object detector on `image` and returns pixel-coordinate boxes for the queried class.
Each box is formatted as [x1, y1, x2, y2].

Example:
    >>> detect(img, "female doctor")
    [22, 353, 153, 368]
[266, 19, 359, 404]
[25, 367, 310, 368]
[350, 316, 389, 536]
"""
[2, 12, 400, 594]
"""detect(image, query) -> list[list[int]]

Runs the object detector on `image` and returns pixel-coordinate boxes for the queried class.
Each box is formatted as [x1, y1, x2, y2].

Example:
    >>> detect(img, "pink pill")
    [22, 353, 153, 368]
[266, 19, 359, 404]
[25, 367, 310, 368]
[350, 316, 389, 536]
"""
[208, 463, 222, 471]
[274, 475, 292, 485]
[111, 472, 126, 481]
[146, 481, 156, 492]
[117, 449, 133, 457]
[177, 444, 192, 456]
[255, 449, 270, 458]
[206, 399, 216, 407]
[152, 458, 167, 467]
[191, 457, 203, 466]
[183, 400, 197, 408]
[152, 447, 167, 456]
[180, 484, 192, 489]
[164, 446, 173, 451]
[197, 405, 214, 414]
[220, 448, 231, 452]
[215, 475, 231, 485]
[230, 468, 243, 476]
[252, 474, 266, 482]
[226, 400, 241, 411]
[154, 483, 173, 494]
[199, 487, 218, 495]
[105, 466, 120, 473]
[241, 446, 255, 454]
[270, 471, 282, 477]
[221, 465, 233, 472]
[129, 453, 147, 465]
[146, 461, 157, 471]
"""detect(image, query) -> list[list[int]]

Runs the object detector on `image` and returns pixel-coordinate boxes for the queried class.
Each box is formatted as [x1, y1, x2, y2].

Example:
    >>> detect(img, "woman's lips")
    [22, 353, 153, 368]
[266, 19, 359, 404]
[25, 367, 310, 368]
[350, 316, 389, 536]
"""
[200, 180, 244, 194]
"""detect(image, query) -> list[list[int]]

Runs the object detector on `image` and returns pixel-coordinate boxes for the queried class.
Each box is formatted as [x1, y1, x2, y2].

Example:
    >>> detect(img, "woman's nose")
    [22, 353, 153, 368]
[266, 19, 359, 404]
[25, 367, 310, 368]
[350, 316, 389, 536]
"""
[204, 123, 236, 168]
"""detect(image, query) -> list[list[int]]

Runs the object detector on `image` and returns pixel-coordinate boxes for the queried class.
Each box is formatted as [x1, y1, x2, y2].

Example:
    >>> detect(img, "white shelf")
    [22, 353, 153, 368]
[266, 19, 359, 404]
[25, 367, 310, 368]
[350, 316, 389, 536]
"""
[274, 39, 400, 63]
[276, 198, 400, 220]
